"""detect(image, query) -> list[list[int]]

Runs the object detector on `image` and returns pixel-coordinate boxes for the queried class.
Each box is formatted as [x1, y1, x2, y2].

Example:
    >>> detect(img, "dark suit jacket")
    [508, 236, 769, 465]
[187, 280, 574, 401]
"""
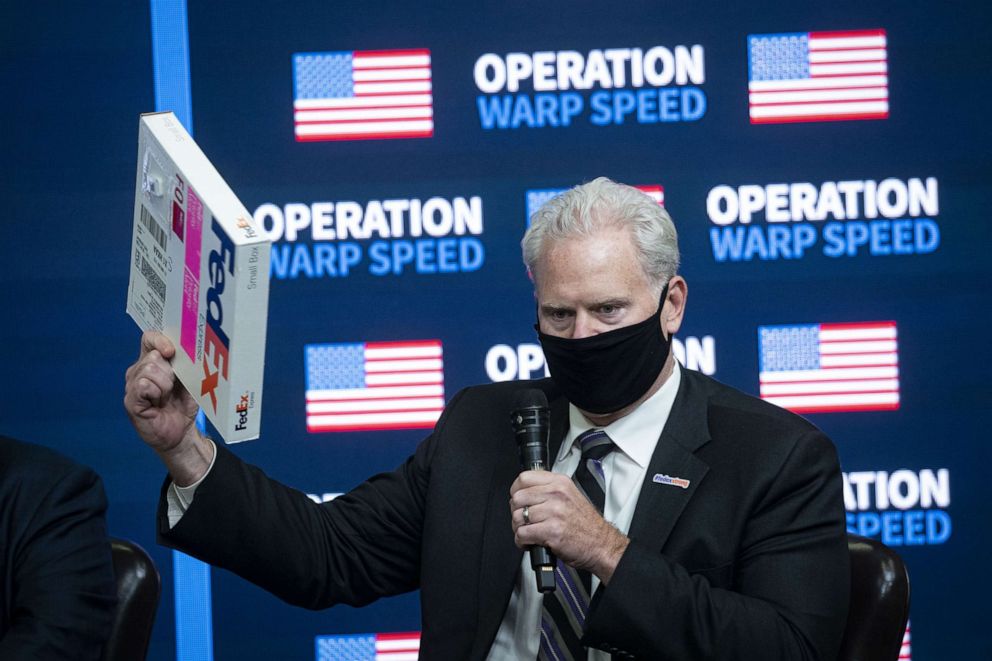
[159, 369, 849, 660]
[0, 436, 117, 660]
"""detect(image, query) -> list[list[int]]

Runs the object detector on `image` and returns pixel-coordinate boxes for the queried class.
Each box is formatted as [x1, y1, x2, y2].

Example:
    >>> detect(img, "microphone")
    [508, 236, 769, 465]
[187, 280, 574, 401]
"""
[511, 388, 556, 593]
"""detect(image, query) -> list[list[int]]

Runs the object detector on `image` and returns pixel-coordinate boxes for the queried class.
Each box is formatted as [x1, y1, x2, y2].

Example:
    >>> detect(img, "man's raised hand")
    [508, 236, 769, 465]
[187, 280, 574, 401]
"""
[124, 331, 213, 485]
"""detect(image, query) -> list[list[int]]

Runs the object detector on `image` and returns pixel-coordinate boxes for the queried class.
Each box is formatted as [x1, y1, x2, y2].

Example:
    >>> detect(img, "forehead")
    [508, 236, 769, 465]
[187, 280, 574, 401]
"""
[534, 226, 653, 302]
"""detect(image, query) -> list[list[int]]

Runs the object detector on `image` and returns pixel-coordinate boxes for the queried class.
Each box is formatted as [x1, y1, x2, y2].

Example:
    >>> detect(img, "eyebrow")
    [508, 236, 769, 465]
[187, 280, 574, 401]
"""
[539, 297, 631, 314]
[539, 303, 573, 315]
[588, 297, 631, 309]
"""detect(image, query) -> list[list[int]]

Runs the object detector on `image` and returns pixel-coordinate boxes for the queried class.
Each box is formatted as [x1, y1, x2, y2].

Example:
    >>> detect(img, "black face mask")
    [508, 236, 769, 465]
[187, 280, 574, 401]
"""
[536, 285, 672, 414]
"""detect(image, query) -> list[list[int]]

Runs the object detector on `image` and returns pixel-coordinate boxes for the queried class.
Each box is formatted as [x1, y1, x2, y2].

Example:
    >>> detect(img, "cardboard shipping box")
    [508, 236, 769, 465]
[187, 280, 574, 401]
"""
[127, 112, 270, 442]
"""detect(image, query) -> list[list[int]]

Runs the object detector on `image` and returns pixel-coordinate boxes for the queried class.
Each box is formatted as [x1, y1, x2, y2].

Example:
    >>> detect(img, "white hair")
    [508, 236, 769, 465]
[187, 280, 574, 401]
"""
[522, 177, 680, 290]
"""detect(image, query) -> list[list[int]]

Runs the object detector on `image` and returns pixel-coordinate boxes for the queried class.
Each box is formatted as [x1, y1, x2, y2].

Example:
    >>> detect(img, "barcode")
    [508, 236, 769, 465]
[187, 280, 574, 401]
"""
[140, 205, 167, 250]
[141, 255, 167, 304]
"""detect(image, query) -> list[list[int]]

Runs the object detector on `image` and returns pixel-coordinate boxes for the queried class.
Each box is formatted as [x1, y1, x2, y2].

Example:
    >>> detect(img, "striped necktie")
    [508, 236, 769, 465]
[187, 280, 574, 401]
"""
[539, 429, 616, 661]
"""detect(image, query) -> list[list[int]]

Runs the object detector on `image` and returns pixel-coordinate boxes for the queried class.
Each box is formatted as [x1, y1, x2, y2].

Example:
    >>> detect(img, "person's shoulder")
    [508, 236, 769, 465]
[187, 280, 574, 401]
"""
[683, 369, 823, 442]
[682, 370, 839, 476]
[447, 378, 558, 409]
[0, 435, 100, 492]
[436, 379, 559, 427]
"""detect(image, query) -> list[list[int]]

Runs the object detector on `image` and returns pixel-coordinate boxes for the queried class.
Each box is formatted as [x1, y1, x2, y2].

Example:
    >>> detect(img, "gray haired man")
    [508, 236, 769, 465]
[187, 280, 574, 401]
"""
[125, 177, 849, 659]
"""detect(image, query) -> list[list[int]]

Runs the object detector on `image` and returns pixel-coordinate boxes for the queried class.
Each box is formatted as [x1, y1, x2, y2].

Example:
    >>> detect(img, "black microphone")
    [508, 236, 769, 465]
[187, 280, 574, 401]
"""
[511, 388, 556, 593]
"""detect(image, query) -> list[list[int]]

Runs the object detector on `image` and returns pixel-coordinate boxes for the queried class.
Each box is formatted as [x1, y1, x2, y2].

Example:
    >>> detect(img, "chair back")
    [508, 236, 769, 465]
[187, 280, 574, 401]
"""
[838, 534, 910, 661]
[102, 538, 161, 661]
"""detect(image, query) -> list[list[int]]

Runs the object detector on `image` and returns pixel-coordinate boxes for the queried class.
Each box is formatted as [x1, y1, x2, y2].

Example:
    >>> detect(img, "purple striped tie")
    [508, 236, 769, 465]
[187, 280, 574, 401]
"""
[538, 429, 616, 661]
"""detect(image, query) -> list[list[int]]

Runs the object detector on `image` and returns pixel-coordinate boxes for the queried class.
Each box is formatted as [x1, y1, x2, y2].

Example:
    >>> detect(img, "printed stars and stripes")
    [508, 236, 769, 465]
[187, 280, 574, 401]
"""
[293, 49, 434, 141]
[758, 321, 899, 413]
[305, 340, 444, 432]
[315, 631, 420, 661]
[525, 184, 664, 225]
[747, 29, 889, 123]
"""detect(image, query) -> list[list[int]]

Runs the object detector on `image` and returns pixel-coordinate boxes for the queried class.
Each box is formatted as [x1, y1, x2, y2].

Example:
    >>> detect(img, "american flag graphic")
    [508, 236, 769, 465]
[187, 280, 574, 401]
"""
[758, 321, 900, 413]
[293, 49, 433, 141]
[525, 185, 664, 225]
[901, 620, 912, 660]
[315, 631, 420, 661]
[305, 341, 444, 432]
[747, 29, 888, 123]
[636, 185, 665, 205]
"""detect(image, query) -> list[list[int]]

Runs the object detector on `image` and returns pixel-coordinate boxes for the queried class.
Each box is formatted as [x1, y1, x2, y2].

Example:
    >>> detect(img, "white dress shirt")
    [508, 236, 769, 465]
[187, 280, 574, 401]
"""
[167, 363, 683, 660]
[165, 441, 217, 527]
[487, 362, 681, 660]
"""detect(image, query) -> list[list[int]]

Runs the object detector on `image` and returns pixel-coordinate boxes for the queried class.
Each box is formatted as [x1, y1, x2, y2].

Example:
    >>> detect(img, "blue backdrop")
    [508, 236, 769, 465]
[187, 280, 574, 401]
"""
[3, 1, 991, 659]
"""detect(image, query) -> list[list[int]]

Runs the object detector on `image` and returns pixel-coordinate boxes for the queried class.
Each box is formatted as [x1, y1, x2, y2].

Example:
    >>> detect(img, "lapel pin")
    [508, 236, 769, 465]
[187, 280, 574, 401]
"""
[653, 473, 690, 489]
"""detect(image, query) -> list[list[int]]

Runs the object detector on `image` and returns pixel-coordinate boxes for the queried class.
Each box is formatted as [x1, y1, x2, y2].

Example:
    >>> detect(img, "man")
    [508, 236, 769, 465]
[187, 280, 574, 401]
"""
[0, 435, 117, 660]
[125, 177, 849, 659]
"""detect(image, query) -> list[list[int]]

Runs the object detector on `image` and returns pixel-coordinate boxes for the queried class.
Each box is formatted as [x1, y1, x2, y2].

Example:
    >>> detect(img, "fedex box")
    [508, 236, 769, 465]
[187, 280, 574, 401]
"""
[127, 111, 270, 443]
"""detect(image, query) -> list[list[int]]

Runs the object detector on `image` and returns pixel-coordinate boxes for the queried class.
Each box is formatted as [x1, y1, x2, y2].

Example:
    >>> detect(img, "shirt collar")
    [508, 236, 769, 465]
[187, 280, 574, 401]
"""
[559, 360, 682, 468]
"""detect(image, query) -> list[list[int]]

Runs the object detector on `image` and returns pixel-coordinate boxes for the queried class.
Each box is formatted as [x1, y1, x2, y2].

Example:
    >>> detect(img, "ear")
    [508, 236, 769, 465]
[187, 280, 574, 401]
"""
[662, 276, 688, 339]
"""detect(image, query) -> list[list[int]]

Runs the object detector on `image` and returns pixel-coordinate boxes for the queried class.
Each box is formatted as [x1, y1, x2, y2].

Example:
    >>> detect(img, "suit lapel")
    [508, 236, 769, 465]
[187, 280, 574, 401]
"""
[470, 383, 569, 659]
[628, 369, 711, 552]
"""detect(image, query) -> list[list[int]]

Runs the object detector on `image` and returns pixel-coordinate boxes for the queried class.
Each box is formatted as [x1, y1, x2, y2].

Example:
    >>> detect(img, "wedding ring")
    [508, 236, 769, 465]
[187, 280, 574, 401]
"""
[523, 505, 531, 525]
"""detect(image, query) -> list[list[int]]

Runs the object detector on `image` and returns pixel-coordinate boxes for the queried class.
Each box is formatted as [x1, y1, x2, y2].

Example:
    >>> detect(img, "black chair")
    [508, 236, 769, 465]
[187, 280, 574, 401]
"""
[103, 538, 161, 661]
[838, 534, 910, 661]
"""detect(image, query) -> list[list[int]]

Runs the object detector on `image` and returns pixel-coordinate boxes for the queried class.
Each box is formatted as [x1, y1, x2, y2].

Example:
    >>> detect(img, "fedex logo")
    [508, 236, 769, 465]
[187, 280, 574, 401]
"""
[201, 218, 236, 411]
[235, 214, 258, 239]
[234, 392, 250, 431]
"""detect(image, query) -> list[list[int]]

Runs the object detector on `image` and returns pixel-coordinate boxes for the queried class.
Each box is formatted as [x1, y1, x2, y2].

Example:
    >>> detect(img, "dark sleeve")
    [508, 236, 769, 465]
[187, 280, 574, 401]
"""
[158, 389, 465, 610]
[583, 431, 850, 660]
[0, 465, 117, 661]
